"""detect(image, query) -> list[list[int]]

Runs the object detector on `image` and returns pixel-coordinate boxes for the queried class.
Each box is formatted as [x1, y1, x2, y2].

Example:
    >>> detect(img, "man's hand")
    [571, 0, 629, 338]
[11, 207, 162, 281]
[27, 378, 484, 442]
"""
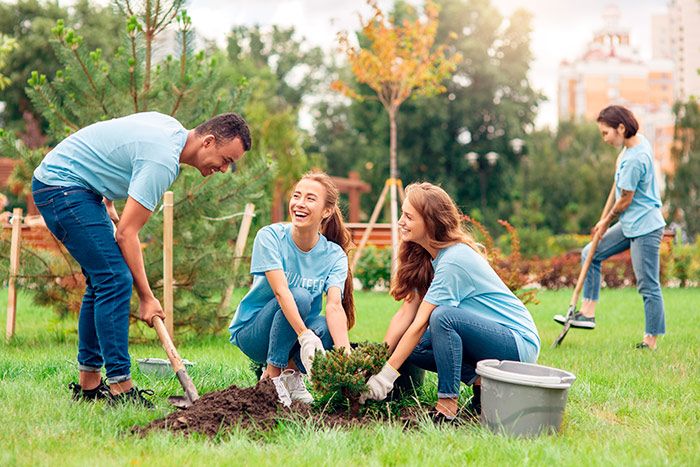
[139, 296, 165, 327]
[298, 329, 325, 374]
[359, 363, 400, 404]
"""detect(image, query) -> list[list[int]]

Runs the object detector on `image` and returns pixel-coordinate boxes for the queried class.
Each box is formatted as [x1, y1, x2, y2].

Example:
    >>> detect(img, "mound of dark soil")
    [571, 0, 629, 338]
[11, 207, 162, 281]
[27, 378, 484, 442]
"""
[134, 379, 427, 437]
[134, 378, 288, 437]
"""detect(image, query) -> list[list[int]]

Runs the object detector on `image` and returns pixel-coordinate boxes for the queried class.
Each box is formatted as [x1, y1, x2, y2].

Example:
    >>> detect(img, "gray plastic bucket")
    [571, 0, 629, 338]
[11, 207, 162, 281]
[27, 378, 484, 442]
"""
[476, 359, 576, 437]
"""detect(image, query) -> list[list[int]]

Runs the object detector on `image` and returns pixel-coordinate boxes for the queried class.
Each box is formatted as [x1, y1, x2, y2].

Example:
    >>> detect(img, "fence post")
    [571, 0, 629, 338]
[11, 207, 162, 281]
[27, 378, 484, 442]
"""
[6, 208, 23, 341]
[218, 203, 256, 312]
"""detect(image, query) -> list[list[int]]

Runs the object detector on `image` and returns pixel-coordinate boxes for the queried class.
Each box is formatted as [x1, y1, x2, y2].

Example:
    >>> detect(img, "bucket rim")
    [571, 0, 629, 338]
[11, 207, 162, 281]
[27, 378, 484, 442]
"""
[476, 359, 575, 389]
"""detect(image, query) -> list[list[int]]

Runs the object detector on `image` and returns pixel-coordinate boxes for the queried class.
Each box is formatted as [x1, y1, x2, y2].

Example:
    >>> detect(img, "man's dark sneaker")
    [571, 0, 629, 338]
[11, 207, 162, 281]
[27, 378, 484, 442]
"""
[553, 312, 596, 329]
[68, 380, 111, 401]
[635, 342, 656, 351]
[110, 387, 156, 408]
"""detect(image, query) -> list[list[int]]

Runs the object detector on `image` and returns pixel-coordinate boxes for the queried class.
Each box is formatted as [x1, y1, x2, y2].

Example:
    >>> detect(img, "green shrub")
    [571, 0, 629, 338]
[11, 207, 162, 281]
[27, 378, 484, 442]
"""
[353, 246, 391, 290]
[310, 341, 390, 416]
[669, 238, 700, 287]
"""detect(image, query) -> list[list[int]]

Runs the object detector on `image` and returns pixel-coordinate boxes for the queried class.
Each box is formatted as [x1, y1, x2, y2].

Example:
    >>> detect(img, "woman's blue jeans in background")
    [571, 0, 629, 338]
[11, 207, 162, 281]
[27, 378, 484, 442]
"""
[407, 305, 520, 398]
[234, 287, 333, 373]
[32, 178, 133, 384]
[581, 222, 665, 335]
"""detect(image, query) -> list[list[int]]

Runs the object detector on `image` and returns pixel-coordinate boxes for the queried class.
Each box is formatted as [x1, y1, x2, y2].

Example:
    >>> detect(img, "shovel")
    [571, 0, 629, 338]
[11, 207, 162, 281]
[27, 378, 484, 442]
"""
[152, 316, 200, 408]
[550, 227, 604, 348]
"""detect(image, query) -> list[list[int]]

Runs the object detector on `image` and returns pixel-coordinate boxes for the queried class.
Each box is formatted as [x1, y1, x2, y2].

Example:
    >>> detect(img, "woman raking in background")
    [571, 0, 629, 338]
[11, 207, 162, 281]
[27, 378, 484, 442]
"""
[554, 105, 666, 350]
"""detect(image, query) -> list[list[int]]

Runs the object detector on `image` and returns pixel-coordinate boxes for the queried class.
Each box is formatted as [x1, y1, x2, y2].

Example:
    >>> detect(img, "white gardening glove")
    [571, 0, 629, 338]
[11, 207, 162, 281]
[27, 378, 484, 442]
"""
[298, 329, 325, 374]
[359, 363, 400, 404]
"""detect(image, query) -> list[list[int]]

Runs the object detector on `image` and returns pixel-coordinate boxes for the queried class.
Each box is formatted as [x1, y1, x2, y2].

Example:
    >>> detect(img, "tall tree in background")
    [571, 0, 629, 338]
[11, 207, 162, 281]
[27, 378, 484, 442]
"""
[0, 0, 122, 135]
[0, 1, 271, 334]
[314, 0, 543, 232]
[667, 99, 700, 239]
[333, 0, 460, 269]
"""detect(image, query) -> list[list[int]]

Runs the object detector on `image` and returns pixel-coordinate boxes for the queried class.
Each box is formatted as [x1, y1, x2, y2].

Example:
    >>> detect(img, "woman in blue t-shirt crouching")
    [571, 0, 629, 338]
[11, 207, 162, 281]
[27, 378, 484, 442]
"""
[553, 105, 666, 350]
[229, 171, 354, 405]
[360, 183, 540, 422]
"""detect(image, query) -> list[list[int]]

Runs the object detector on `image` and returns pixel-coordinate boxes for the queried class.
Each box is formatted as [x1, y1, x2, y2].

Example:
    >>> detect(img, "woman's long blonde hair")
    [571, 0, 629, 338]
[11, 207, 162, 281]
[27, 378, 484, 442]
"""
[299, 171, 356, 329]
[391, 182, 480, 302]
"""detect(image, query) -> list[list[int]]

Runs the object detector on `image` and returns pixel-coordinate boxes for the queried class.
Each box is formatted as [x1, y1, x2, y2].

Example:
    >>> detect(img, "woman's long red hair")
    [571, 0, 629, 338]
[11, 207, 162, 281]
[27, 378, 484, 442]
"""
[391, 182, 481, 302]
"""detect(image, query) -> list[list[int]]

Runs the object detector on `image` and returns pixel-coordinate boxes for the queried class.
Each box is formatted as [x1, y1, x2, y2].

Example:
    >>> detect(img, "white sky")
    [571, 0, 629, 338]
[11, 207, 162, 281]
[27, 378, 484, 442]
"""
[185, 0, 668, 128]
[58, 0, 670, 128]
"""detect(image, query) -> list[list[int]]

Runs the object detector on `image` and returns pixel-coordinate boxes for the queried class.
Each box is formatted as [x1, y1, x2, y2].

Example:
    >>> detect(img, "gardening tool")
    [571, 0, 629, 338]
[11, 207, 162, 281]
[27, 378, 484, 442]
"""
[552, 180, 617, 348]
[152, 315, 200, 408]
[552, 231, 601, 348]
[550, 227, 603, 348]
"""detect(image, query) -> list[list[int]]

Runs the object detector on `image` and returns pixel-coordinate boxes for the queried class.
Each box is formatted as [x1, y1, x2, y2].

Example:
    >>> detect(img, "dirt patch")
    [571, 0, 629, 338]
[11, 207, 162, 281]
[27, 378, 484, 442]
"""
[134, 379, 424, 437]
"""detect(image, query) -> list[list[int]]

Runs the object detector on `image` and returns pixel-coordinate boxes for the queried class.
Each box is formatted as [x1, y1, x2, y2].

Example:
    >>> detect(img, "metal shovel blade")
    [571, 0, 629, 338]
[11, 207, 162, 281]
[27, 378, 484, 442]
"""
[168, 395, 194, 409]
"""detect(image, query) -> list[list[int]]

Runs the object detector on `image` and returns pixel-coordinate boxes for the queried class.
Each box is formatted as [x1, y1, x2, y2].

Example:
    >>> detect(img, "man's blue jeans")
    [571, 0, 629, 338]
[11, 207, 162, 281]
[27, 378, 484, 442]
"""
[234, 287, 333, 373]
[581, 223, 666, 335]
[32, 178, 133, 384]
[407, 305, 520, 398]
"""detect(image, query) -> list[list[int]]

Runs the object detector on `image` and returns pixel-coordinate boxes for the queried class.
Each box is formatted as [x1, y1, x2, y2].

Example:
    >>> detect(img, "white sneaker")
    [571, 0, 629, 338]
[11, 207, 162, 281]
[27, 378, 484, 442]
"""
[270, 375, 292, 407]
[280, 369, 314, 404]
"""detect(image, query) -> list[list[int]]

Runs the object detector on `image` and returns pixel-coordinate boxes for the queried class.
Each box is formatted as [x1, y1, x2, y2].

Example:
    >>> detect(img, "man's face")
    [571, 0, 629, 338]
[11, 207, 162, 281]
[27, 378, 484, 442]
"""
[196, 136, 246, 176]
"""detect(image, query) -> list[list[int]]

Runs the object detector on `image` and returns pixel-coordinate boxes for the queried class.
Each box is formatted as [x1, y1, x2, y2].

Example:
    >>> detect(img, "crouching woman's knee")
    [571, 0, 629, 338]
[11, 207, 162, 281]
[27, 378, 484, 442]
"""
[429, 306, 455, 330]
[289, 287, 313, 317]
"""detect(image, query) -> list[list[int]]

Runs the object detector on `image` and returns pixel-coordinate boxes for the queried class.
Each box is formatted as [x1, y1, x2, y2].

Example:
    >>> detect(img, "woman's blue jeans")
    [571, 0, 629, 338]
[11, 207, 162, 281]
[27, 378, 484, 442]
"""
[407, 305, 520, 398]
[32, 178, 133, 384]
[581, 223, 666, 335]
[234, 287, 333, 373]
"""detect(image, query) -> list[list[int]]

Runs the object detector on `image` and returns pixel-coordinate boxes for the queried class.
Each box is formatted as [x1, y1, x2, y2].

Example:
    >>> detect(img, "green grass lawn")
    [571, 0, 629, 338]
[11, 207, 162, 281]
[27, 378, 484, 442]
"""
[1, 287, 699, 466]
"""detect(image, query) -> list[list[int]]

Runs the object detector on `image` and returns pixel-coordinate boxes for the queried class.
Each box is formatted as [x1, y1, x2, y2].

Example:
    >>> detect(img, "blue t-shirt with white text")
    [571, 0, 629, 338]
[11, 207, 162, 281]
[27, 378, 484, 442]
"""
[34, 112, 186, 211]
[423, 243, 540, 363]
[228, 223, 348, 345]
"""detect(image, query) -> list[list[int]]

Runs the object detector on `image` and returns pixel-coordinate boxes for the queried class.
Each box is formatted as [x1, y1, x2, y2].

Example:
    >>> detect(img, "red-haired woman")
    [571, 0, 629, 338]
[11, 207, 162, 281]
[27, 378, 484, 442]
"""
[361, 182, 540, 422]
[229, 171, 355, 405]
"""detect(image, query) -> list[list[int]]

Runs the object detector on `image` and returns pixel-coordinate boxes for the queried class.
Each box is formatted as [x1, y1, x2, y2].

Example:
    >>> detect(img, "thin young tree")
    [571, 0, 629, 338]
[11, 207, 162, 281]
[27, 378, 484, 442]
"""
[332, 0, 460, 272]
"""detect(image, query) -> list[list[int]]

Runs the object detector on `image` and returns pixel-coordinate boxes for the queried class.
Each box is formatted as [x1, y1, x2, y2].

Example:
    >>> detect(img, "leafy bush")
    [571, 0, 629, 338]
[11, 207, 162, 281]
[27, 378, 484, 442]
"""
[465, 216, 539, 305]
[668, 237, 700, 287]
[353, 245, 391, 290]
[535, 251, 635, 289]
[310, 342, 390, 416]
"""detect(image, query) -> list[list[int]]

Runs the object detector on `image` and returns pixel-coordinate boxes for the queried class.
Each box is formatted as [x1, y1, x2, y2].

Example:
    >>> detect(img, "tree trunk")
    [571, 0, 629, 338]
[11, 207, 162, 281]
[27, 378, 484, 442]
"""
[388, 106, 399, 277]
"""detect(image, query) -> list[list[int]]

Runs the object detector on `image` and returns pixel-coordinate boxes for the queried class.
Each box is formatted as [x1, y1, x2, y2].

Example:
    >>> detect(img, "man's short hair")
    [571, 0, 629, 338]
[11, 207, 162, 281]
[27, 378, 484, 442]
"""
[195, 113, 252, 150]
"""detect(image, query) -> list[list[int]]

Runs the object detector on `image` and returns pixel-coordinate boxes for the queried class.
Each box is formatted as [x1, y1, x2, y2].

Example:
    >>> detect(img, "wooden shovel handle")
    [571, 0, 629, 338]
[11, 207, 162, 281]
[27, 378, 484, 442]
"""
[153, 316, 184, 373]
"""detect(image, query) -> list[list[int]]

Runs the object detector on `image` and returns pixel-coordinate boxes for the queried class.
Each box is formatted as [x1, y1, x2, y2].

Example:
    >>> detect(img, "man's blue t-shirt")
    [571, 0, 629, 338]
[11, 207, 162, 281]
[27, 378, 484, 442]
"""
[423, 243, 540, 363]
[229, 223, 348, 345]
[34, 112, 187, 211]
[615, 134, 665, 237]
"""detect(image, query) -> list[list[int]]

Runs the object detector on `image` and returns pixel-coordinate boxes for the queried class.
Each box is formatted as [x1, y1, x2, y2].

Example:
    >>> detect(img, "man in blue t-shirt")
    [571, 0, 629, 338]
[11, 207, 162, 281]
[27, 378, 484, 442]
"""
[32, 112, 251, 404]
